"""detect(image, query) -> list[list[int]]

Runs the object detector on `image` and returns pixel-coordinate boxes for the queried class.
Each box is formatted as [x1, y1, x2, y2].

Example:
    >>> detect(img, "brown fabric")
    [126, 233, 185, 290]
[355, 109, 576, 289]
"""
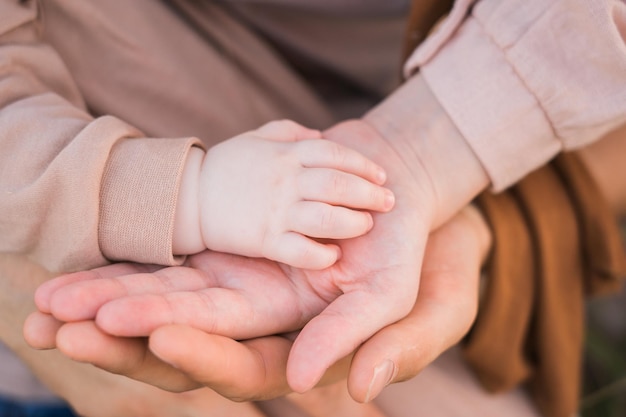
[554, 154, 626, 296]
[463, 188, 535, 391]
[402, 0, 454, 62]
[465, 153, 626, 417]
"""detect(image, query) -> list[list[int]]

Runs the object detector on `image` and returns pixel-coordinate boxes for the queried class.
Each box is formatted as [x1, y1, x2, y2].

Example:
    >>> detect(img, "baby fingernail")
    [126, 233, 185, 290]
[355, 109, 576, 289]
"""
[384, 190, 395, 210]
[376, 169, 387, 184]
[365, 360, 396, 402]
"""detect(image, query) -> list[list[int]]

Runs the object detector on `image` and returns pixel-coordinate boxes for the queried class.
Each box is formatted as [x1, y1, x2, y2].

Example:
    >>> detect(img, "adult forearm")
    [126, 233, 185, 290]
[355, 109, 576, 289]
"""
[363, 74, 489, 228]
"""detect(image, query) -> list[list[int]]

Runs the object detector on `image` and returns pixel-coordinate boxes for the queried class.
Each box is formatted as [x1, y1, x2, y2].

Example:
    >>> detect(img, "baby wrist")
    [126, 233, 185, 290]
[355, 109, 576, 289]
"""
[172, 146, 206, 255]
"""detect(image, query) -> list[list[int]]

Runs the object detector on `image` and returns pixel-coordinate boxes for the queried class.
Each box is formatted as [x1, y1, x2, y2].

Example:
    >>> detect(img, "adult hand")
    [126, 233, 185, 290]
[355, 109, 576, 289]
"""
[25, 204, 490, 403]
[30, 116, 437, 394]
[0, 254, 267, 417]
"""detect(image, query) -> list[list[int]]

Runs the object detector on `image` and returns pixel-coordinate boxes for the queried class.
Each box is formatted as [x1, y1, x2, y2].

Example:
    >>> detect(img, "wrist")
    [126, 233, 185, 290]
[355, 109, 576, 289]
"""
[172, 147, 205, 255]
[363, 74, 490, 228]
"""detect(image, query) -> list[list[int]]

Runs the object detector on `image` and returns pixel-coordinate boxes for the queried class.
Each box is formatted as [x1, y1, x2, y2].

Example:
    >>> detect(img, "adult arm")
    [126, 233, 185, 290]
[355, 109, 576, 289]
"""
[404, 0, 626, 190]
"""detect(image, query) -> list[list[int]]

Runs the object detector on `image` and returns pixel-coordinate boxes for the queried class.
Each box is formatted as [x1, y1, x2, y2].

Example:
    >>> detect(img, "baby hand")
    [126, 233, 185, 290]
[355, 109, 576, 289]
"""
[199, 120, 395, 269]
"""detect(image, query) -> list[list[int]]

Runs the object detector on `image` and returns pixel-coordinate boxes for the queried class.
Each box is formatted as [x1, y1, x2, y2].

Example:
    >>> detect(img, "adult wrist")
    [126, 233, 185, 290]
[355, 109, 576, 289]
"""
[363, 74, 490, 228]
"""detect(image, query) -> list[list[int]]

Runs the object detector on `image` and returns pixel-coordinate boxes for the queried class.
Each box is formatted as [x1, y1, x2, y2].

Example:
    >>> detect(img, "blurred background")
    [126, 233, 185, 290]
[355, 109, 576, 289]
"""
[580, 222, 626, 417]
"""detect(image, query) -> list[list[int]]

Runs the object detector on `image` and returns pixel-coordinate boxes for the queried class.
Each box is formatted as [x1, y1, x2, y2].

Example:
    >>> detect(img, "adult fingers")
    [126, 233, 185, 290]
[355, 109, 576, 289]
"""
[34, 263, 159, 313]
[23, 311, 63, 349]
[95, 290, 275, 339]
[95, 283, 305, 339]
[47, 266, 217, 322]
[286, 290, 413, 394]
[150, 325, 293, 401]
[346, 208, 486, 402]
[54, 320, 200, 392]
[150, 325, 355, 403]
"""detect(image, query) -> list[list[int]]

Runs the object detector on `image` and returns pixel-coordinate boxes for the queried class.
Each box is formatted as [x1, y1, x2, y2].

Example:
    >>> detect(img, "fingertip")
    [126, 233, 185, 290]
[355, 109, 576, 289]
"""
[365, 212, 374, 231]
[285, 335, 328, 394]
[93, 307, 118, 336]
[375, 168, 387, 185]
[33, 283, 52, 313]
[95, 299, 148, 337]
[34, 275, 68, 313]
[348, 337, 403, 403]
[23, 312, 61, 350]
[314, 244, 341, 269]
[363, 360, 397, 402]
[274, 233, 339, 270]
[55, 321, 93, 361]
[49, 287, 88, 322]
[149, 325, 182, 367]
[333, 244, 342, 261]
[286, 363, 319, 394]
[383, 189, 395, 211]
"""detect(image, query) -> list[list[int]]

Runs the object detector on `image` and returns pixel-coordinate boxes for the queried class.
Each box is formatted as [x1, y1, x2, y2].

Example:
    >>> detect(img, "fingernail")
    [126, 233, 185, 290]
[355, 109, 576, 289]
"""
[365, 360, 396, 402]
[384, 190, 395, 210]
[376, 169, 387, 184]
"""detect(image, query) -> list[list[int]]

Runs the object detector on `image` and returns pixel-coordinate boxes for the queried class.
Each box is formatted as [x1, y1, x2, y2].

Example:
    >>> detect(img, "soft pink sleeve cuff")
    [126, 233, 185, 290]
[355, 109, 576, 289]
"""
[99, 137, 204, 265]
[417, 16, 561, 191]
[404, 0, 626, 191]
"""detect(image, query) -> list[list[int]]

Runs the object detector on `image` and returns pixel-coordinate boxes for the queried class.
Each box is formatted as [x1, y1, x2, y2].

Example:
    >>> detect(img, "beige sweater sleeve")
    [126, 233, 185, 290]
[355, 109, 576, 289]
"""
[0, 1, 201, 273]
[405, 0, 626, 191]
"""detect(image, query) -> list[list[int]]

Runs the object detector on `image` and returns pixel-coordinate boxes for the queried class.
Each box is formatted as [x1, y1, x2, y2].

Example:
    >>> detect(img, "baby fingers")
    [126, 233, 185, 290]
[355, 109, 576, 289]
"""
[297, 169, 394, 213]
[255, 120, 322, 142]
[296, 140, 387, 185]
[264, 232, 341, 270]
[288, 201, 373, 239]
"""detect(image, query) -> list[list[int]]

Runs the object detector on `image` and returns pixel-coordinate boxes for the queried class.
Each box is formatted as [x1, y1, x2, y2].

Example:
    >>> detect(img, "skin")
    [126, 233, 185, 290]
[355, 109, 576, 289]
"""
[19, 124, 625, 415]
[25, 204, 490, 405]
[174, 120, 394, 269]
[29, 75, 492, 397]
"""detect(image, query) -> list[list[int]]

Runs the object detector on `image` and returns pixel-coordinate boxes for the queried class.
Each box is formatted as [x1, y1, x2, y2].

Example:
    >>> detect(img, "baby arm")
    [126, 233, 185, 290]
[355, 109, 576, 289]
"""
[173, 120, 395, 269]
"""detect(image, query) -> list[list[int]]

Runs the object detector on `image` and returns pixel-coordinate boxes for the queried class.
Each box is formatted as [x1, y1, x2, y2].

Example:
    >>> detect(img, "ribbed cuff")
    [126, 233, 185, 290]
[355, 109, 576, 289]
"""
[99, 137, 203, 265]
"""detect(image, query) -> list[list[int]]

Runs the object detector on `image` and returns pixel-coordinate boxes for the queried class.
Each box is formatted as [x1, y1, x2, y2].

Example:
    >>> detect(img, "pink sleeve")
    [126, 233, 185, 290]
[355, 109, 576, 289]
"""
[0, 1, 201, 272]
[404, 0, 626, 191]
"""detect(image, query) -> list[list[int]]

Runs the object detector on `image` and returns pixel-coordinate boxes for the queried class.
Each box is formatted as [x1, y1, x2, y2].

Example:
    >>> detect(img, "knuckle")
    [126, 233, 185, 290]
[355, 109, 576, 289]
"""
[278, 119, 301, 132]
[329, 172, 348, 197]
[370, 185, 385, 207]
[330, 142, 348, 166]
[319, 206, 336, 233]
